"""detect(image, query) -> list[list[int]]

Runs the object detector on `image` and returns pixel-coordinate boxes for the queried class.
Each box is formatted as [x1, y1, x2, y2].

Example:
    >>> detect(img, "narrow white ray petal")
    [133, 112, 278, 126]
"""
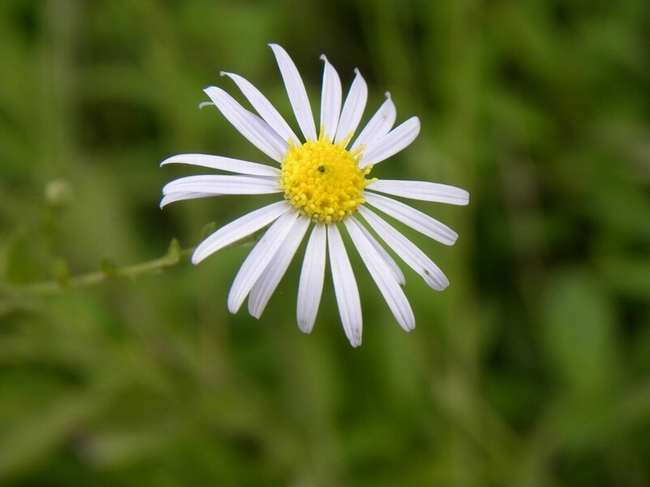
[162, 175, 281, 196]
[269, 43, 317, 141]
[204, 86, 289, 162]
[228, 211, 300, 313]
[356, 223, 405, 286]
[221, 71, 300, 145]
[334, 69, 368, 145]
[360, 116, 420, 167]
[351, 92, 396, 152]
[297, 224, 327, 333]
[367, 179, 470, 206]
[344, 218, 415, 331]
[248, 216, 310, 318]
[161, 153, 281, 177]
[359, 206, 449, 290]
[192, 201, 289, 264]
[364, 192, 458, 245]
[319, 55, 342, 140]
[327, 224, 362, 347]
[160, 191, 217, 208]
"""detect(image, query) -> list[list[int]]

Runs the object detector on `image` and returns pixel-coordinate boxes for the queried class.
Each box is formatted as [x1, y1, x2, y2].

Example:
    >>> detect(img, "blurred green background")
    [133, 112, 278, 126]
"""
[2, 0, 650, 485]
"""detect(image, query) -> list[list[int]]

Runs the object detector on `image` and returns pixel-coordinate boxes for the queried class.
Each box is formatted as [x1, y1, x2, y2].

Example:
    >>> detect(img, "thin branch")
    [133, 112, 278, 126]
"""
[2, 239, 192, 297]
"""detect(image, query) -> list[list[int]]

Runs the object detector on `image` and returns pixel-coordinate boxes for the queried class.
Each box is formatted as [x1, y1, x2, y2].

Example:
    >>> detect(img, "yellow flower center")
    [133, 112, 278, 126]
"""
[280, 134, 374, 223]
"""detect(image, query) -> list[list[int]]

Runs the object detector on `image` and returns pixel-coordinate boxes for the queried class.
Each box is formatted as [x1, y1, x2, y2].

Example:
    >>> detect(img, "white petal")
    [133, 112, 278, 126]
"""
[204, 86, 289, 162]
[351, 92, 396, 152]
[162, 175, 281, 196]
[356, 223, 405, 286]
[161, 153, 281, 177]
[367, 179, 470, 206]
[334, 69, 368, 145]
[192, 201, 289, 264]
[220, 71, 300, 145]
[319, 55, 342, 140]
[360, 116, 420, 167]
[327, 224, 362, 347]
[297, 224, 327, 333]
[364, 192, 458, 245]
[228, 211, 300, 313]
[344, 218, 415, 331]
[160, 191, 217, 208]
[359, 206, 449, 290]
[248, 216, 310, 318]
[269, 44, 317, 141]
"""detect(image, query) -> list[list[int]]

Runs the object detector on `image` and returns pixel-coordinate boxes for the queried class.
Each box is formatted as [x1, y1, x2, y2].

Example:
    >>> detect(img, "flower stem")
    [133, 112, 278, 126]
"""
[2, 239, 192, 297]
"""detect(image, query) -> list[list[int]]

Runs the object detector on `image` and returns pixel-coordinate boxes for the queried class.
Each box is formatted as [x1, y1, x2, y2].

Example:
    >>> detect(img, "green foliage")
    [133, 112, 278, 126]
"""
[2, 0, 650, 485]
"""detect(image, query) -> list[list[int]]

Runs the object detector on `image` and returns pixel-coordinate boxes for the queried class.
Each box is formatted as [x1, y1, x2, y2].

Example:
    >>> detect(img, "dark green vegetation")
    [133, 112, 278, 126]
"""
[2, 0, 650, 485]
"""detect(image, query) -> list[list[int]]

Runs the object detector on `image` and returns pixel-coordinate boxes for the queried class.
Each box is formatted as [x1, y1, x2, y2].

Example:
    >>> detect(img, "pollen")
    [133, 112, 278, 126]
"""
[280, 134, 374, 223]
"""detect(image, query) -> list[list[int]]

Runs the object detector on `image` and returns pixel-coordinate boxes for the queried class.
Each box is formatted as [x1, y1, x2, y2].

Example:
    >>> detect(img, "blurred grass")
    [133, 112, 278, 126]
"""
[1, 0, 650, 485]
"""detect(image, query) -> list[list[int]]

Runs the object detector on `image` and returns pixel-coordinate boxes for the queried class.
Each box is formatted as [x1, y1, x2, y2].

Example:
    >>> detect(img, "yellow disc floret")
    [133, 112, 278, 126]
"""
[280, 134, 374, 223]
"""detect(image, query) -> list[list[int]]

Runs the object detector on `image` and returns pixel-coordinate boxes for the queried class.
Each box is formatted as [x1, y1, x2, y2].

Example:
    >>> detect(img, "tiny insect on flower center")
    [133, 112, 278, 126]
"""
[280, 133, 374, 223]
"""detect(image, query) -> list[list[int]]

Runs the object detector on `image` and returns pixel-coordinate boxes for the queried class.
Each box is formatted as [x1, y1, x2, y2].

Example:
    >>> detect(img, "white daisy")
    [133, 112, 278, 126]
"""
[161, 44, 469, 347]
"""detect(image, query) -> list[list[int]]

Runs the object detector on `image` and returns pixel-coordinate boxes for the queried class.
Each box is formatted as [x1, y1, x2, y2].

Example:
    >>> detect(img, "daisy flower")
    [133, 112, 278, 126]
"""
[161, 44, 469, 347]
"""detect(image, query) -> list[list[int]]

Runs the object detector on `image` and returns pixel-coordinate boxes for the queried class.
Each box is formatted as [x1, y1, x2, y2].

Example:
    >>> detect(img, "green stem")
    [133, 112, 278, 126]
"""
[2, 239, 192, 296]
